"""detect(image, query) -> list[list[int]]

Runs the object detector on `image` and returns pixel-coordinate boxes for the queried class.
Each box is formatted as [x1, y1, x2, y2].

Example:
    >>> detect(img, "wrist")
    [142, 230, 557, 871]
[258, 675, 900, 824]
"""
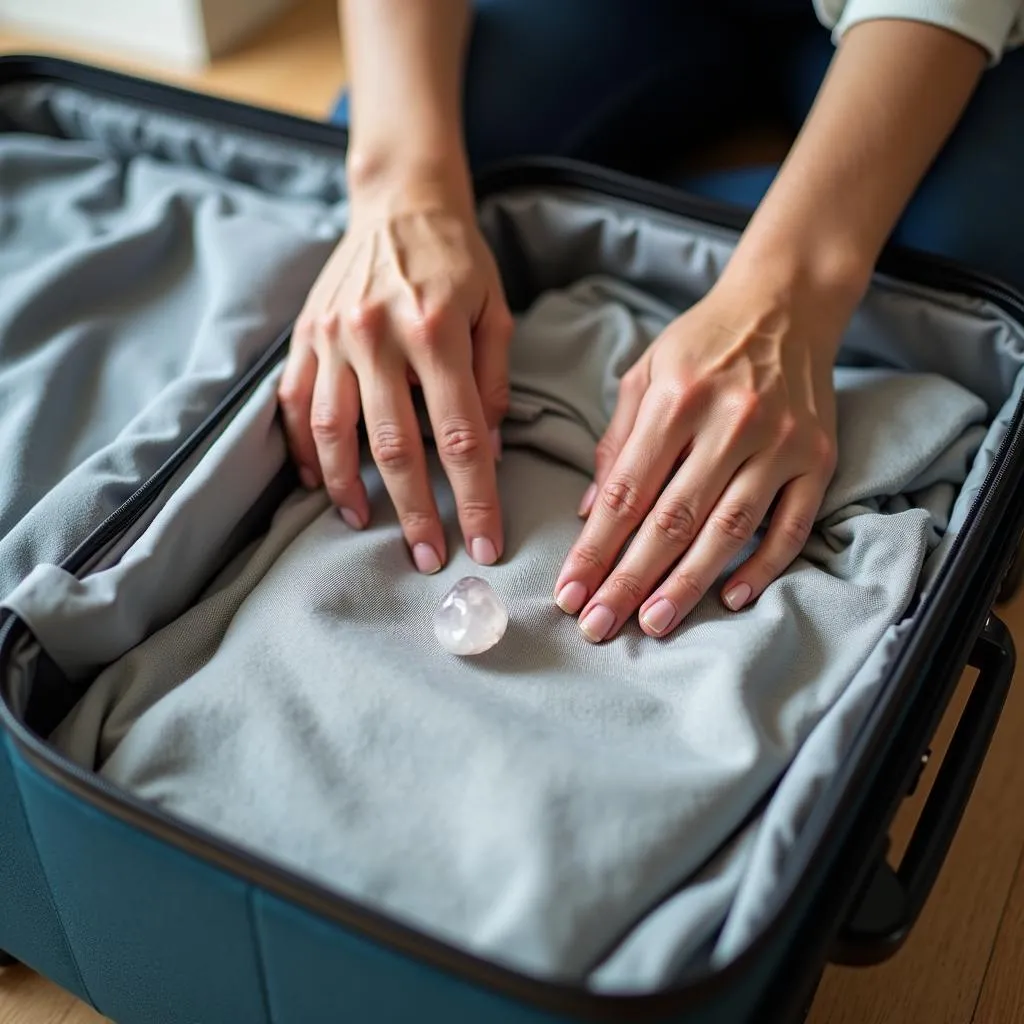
[346, 139, 475, 218]
[721, 221, 873, 351]
[713, 229, 872, 364]
[734, 217, 872, 303]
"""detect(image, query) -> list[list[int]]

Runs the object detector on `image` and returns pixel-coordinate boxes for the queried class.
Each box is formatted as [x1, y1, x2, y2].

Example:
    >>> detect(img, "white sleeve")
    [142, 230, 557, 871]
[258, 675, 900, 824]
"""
[813, 0, 1024, 62]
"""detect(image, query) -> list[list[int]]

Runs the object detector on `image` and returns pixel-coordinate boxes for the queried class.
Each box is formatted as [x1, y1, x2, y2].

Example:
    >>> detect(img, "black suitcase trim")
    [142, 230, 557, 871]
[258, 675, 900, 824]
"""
[0, 56, 1022, 1021]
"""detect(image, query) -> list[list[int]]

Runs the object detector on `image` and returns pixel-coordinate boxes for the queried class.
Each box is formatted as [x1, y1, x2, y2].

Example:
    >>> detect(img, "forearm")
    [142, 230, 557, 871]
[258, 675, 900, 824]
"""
[340, 0, 473, 208]
[729, 19, 987, 329]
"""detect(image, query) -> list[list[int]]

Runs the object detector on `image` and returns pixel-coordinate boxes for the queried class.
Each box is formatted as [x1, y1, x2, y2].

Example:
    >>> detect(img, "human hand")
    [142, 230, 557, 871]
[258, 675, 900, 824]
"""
[278, 178, 514, 574]
[553, 269, 843, 642]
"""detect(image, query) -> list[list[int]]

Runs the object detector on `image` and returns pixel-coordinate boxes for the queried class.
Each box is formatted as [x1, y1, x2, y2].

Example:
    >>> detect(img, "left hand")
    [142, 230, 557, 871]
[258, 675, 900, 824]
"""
[553, 269, 843, 642]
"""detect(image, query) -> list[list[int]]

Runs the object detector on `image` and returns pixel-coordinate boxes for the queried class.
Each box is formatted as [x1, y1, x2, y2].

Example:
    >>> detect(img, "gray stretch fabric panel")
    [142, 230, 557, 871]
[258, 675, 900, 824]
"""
[50, 276, 988, 985]
[0, 83, 344, 599]
[5, 370, 287, 682]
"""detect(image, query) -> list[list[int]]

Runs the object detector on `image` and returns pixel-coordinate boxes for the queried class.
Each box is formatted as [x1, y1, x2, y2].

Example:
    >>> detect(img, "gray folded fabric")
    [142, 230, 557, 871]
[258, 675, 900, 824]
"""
[0, 122, 341, 601]
[52, 276, 987, 985]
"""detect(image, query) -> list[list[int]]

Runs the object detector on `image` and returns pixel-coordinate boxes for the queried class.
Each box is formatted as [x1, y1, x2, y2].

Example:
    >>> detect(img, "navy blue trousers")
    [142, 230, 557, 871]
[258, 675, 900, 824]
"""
[333, 1, 1024, 290]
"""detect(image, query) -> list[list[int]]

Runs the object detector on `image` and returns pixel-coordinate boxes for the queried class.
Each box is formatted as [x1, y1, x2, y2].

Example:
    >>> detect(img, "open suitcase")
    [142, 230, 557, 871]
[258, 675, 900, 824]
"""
[2, 55, 1023, 1024]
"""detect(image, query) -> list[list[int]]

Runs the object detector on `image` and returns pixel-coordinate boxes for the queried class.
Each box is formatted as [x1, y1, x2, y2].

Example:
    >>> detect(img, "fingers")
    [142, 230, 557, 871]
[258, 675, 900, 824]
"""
[308, 321, 369, 529]
[472, 293, 514, 461]
[277, 321, 321, 490]
[569, 438, 750, 642]
[580, 359, 651, 518]
[577, 466, 824, 642]
[417, 315, 504, 566]
[717, 473, 824, 612]
[296, 295, 506, 572]
[349, 309, 448, 574]
[553, 389, 693, 623]
[633, 465, 779, 638]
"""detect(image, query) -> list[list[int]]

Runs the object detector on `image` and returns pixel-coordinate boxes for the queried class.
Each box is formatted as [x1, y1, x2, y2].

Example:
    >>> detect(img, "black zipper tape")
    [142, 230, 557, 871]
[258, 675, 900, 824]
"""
[3, 61, 1024, 1020]
[58, 325, 294, 578]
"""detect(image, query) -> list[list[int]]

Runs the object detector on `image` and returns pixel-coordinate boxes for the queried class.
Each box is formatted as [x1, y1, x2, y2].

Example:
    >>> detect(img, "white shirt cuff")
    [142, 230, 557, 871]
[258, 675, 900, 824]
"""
[832, 0, 1023, 62]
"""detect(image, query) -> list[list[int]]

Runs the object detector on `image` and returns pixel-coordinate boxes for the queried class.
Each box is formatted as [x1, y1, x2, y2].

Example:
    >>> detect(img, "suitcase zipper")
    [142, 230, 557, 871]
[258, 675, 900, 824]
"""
[56, 325, 294, 578]
[3, 157, 1024, 1018]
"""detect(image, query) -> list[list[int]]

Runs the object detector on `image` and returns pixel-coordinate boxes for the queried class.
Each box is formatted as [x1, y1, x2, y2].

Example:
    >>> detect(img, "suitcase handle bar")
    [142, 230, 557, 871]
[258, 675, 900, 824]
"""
[831, 612, 1015, 965]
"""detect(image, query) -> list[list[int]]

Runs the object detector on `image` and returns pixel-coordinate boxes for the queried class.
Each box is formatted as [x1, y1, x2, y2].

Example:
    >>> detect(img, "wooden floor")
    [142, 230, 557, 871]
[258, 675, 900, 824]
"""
[1, 2, 1023, 1020]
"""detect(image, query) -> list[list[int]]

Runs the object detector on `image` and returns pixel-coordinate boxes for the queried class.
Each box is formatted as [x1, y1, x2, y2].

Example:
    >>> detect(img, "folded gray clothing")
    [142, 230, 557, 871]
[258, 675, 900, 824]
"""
[52, 276, 988, 985]
[0, 127, 341, 601]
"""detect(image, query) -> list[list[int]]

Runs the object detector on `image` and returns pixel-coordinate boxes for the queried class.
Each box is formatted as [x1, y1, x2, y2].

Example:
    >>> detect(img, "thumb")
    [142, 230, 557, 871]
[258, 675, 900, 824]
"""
[472, 292, 514, 458]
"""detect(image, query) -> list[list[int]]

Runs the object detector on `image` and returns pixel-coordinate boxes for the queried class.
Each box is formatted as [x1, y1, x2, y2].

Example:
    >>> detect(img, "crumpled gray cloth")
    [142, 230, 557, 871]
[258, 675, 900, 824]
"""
[0, 127, 340, 601]
[52, 276, 988, 984]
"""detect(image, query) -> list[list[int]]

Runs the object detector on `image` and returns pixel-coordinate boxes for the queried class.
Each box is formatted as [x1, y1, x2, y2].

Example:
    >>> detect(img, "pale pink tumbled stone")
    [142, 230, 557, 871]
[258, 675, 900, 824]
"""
[433, 576, 508, 656]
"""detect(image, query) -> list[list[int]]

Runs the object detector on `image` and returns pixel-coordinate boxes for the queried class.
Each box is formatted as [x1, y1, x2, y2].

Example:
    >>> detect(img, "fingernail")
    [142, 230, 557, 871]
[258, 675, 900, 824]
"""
[577, 483, 597, 518]
[471, 537, 498, 565]
[412, 543, 442, 575]
[299, 467, 317, 490]
[490, 428, 503, 462]
[556, 580, 588, 615]
[723, 582, 751, 611]
[579, 605, 615, 643]
[641, 597, 676, 636]
[339, 507, 364, 531]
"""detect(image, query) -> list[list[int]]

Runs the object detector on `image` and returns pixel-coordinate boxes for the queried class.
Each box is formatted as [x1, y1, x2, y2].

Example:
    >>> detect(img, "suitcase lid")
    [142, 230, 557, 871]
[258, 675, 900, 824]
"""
[0, 56, 349, 600]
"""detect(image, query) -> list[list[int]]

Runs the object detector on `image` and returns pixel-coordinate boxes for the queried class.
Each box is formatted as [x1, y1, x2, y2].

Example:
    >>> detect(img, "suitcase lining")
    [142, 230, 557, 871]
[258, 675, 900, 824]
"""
[3, 74, 1024, 1004]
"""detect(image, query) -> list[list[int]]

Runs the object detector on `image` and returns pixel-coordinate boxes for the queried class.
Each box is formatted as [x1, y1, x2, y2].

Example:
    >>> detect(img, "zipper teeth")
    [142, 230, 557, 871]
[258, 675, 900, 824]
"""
[4, 156, 1024, 1013]
[61, 327, 293, 576]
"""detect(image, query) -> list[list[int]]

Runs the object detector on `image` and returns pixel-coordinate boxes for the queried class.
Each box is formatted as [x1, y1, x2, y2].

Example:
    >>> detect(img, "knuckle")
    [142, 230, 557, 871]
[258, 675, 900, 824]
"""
[294, 312, 318, 346]
[309, 406, 345, 442]
[778, 512, 815, 550]
[812, 430, 838, 472]
[343, 300, 385, 342]
[659, 376, 700, 423]
[277, 378, 305, 409]
[318, 310, 341, 341]
[484, 381, 511, 419]
[458, 497, 499, 523]
[600, 476, 646, 521]
[369, 422, 415, 470]
[755, 551, 789, 581]
[436, 417, 484, 463]
[407, 303, 451, 348]
[324, 473, 359, 500]
[620, 364, 647, 397]
[652, 497, 700, 546]
[757, 539, 802, 580]
[775, 411, 799, 447]
[569, 542, 608, 577]
[711, 502, 760, 544]
[398, 509, 437, 534]
[727, 389, 763, 430]
[670, 570, 706, 608]
[604, 571, 645, 605]
[659, 380, 694, 423]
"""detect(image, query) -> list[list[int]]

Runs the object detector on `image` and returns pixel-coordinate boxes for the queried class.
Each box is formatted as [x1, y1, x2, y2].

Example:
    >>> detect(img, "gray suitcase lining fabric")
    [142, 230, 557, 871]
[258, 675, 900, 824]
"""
[3, 82, 1024, 991]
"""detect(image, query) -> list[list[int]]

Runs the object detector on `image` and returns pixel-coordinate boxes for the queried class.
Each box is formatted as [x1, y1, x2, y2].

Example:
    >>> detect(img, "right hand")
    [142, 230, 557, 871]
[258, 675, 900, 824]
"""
[277, 177, 514, 575]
